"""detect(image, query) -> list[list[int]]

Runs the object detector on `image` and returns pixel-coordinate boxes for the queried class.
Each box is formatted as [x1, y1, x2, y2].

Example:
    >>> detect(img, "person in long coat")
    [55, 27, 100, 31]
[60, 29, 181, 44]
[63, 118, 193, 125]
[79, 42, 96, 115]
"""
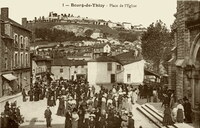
[121, 111, 129, 128]
[28, 88, 34, 101]
[101, 96, 107, 113]
[128, 112, 135, 128]
[57, 97, 65, 116]
[183, 99, 192, 123]
[71, 108, 79, 128]
[65, 110, 72, 128]
[22, 89, 27, 102]
[44, 106, 52, 128]
[162, 104, 174, 126]
[99, 110, 107, 128]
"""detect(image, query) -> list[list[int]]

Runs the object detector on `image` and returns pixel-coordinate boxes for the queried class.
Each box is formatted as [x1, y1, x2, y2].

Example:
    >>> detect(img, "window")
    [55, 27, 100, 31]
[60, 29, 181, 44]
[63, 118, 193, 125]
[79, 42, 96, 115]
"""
[24, 37, 28, 49]
[5, 58, 8, 69]
[14, 52, 18, 67]
[107, 63, 112, 71]
[75, 66, 78, 68]
[25, 53, 28, 66]
[5, 24, 12, 36]
[81, 65, 84, 68]
[14, 34, 18, 47]
[20, 36, 23, 49]
[127, 74, 131, 82]
[60, 68, 63, 73]
[20, 53, 23, 66]
[117, 65, 121, 70]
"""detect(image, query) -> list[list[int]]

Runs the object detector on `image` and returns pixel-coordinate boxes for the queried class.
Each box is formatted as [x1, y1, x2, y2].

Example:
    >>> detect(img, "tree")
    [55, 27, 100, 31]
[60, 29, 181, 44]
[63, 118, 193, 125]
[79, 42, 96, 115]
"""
[141, 20, 174, 73]
[85, 29, 93, 37]
[118, 32, 139, 42]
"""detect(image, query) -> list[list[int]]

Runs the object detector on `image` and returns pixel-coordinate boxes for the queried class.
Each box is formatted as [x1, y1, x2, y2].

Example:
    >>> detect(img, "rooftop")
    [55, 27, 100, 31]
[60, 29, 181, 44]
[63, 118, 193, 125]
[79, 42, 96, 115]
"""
[52, 58, 87, 66]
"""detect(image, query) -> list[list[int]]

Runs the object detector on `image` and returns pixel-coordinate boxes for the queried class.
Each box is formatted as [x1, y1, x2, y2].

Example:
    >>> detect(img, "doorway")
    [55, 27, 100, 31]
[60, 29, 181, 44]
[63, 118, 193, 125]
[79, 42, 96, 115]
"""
[111, 74, 115, 83]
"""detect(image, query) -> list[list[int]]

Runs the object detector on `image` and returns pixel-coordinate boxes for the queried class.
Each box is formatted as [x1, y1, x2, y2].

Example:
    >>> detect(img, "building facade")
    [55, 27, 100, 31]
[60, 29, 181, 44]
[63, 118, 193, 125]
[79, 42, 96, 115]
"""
[0, 8, 31, 97]
[51, 58, 87, 80]
[88, 52, 144, 86]
[168, 1, 200, 127]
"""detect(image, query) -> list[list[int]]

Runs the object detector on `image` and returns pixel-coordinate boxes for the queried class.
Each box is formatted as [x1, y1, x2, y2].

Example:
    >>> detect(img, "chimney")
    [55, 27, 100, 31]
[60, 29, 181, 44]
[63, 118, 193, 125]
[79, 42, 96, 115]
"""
[22, 18, 27, 26]
[1, 7, 9, 20]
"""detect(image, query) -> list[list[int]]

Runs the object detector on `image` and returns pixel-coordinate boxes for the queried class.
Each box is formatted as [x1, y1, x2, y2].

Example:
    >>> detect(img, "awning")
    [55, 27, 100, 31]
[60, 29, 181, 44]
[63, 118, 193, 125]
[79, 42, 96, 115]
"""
[144, 69, 160, 78]
[2, 74, 17, 81]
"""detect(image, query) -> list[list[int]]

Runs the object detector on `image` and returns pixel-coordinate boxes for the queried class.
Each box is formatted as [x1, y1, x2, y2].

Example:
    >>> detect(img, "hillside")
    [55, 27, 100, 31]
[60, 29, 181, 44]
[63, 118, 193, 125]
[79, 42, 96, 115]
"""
[27, 22, 143, 44]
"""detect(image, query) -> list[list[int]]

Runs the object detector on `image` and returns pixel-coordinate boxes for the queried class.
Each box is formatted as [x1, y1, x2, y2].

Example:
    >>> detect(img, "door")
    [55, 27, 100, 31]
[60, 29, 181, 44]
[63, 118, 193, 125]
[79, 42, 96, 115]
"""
[111, 74, 115, 83]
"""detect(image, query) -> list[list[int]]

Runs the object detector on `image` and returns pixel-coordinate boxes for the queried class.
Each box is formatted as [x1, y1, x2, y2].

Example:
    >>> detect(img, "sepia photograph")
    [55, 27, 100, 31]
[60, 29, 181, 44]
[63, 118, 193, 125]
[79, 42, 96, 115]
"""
[0, 0, 200, 128]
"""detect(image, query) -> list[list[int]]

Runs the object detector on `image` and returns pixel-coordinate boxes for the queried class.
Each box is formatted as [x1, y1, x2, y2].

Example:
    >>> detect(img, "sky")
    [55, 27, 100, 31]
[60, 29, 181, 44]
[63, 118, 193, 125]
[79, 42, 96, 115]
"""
[0, 0, 177, 29]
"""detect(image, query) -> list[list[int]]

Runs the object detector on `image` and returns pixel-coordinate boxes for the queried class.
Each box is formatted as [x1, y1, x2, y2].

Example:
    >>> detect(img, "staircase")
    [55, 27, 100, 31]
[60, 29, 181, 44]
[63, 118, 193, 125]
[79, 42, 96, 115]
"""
[137, 103, 194, 128]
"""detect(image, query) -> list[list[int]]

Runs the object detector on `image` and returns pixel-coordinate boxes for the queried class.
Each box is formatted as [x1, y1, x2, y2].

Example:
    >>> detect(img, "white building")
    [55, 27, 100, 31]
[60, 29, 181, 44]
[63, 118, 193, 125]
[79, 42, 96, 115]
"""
[90, 30, 103, 39]
[107, 21, 117, 28]
[87, 52, 144, 86]
[51, 58, 87, 80]
[122, 22, 132, 30]
[88, 56, 120, 85]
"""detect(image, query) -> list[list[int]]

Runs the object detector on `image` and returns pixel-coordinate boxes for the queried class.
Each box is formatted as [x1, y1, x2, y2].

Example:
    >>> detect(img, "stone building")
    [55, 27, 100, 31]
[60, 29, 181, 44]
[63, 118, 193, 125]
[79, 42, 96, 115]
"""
[0, 8, 32, 97]
[168, 1, 200, 127]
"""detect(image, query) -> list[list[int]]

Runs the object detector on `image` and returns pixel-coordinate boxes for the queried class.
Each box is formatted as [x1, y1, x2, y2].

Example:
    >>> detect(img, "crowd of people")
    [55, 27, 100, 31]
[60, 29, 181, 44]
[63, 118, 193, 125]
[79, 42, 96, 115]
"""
[24, 78, 138, 128]
[162, 97, 192, 126]
[45, 79, 138, 128]
[0, 101, 24, 128]
[1, 77, 193, 128]
[138, 83, 193, 126]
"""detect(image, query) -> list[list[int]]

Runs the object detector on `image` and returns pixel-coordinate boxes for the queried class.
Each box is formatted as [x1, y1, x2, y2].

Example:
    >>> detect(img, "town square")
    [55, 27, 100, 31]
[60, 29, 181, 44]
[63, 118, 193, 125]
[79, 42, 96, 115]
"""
[0, 0, 200, 128]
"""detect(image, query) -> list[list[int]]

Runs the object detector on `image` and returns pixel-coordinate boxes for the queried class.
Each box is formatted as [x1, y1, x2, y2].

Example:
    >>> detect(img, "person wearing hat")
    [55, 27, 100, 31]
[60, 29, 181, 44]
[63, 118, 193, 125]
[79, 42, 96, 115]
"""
[44, 106, 52, 128]
[56, 96, 65, 116]
[121, 111, 128, 128]
[71, 108, 79, 128]
[89, 113, 96, 128]
[128, 112, 135, 128]
[0, 112, 4, 128]
[65, 110, 72, 128]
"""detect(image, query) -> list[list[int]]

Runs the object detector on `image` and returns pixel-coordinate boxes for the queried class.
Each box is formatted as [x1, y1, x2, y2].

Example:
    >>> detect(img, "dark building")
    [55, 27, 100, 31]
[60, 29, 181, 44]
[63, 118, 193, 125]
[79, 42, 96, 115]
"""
[0, 7, 32, 97]
[168, 1, 200, 127]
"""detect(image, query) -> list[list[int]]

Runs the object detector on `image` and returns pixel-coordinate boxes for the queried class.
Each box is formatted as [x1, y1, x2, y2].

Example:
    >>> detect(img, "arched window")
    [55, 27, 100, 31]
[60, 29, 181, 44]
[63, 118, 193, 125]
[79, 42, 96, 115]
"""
[20, 35, 24, 49]
[14, 34, 18, 47]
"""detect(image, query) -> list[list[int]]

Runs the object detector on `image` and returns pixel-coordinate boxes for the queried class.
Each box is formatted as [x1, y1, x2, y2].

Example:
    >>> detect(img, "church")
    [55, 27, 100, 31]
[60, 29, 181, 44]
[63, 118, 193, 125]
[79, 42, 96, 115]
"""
[168, 1, 200, 127]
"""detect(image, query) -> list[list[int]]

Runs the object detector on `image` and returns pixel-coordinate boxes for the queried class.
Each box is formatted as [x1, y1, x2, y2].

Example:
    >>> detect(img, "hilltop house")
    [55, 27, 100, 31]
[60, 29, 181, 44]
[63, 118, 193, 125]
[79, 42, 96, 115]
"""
[93, 43, 111, 59]
[122, 22, 132, 30]
[90, 29, 103, 39]
[51, 58, 87, 80]
[87, 51, 144, 86]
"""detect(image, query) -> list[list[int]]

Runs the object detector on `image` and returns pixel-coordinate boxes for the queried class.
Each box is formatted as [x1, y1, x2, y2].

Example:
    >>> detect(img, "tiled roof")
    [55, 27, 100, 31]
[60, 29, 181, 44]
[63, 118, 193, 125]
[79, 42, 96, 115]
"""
[89, 56, 119, 63]
[52, 58, 87, 66]
[0, 15, 31, 32]
[33, 55, 52, 61]
[93, 43, 109, 48]
[89, 52, 143, 65]
[114, 51, 143, 65]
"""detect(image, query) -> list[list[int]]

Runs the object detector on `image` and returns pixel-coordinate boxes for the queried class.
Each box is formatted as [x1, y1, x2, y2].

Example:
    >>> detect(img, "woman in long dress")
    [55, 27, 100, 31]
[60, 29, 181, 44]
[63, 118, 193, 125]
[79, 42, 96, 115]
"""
[72, 108, 79, 128]
[57, 97, 65, 116]
[65, 110, 72, 128]
[162, 104, 174, 126]
[176, 100, 185, 123]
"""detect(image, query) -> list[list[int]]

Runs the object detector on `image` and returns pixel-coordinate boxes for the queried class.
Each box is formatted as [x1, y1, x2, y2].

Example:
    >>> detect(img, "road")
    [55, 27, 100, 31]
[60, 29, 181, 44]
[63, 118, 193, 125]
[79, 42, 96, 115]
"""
[0, 95, 156, 128]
